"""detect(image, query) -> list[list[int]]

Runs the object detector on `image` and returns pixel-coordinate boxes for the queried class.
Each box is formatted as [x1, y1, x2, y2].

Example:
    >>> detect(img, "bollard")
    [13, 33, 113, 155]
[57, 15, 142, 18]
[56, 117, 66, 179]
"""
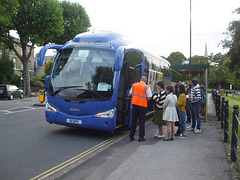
[224, 100, 229, 143]
[39, 89, 45, 103]
[221, 97, 225, 129]
[217, 95, 221, 121]
[231, 105, 239, 162]
[215, 93, 219, 115]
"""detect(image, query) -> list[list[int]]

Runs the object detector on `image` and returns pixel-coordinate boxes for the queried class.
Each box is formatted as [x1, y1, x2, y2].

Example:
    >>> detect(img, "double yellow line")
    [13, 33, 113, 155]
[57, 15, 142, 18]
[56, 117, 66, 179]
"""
[31, 133, 126, 180]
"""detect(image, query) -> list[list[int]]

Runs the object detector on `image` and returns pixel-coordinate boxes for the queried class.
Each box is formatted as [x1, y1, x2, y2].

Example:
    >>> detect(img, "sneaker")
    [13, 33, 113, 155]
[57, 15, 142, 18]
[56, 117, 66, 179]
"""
[154, 134, 165, 138]
[188, 128, 195, 132]
[194, 129, 201, 134]
[157, 135, 165, 139]
[178, 133, 187, 139]
[187, 125, 192, 129]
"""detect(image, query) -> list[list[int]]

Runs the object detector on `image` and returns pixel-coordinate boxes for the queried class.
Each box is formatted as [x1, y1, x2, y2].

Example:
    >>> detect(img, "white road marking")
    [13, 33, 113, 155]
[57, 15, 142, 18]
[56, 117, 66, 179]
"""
[0, 106, 44, 115]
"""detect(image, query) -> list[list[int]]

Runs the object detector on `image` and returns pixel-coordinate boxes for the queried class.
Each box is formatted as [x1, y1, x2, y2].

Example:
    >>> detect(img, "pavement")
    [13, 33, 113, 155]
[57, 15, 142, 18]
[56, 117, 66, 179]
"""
[58, 94, 233, 180]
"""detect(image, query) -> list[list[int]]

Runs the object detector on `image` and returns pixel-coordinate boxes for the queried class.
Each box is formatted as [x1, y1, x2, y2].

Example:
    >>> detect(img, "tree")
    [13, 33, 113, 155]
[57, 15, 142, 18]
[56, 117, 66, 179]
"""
[190, 55, 208, 64]
[0, 0, 64, 97]
[167, 51, 186, 65]
[44, 60, 53, 76]
[166, 52, 186, 82]
[0, 0, 19, 30]
[208, 52, 226, 66]
[208, 62, 230, 89]
[221, 7, 240, 89]
[0, 57, 14, 83]
[49, 0, 91, 44]
[208, 53, 230, 89]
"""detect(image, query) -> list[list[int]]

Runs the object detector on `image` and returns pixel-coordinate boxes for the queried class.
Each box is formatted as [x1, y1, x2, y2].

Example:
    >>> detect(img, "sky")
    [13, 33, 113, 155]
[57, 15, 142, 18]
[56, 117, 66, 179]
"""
[66, 0, 239, 59]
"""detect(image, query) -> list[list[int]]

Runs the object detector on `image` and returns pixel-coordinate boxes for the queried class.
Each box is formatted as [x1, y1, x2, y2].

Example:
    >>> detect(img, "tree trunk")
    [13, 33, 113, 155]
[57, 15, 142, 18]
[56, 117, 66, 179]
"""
[23, 59, 31, 97]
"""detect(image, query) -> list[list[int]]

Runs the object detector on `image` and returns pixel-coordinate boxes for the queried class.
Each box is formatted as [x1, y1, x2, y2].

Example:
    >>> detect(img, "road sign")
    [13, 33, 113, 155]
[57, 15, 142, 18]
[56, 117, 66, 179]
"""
[39, 89, 45, 103]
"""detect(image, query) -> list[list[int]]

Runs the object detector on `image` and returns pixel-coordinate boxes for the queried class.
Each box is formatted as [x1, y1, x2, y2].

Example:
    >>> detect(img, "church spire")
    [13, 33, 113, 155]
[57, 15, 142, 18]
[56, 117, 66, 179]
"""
[204, 42, 208, 57]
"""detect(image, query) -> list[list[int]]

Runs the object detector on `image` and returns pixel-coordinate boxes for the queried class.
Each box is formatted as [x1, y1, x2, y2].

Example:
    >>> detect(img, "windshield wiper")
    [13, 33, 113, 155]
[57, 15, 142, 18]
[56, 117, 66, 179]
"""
[51, 86, 83, 96]
[87, 90, 107, 100]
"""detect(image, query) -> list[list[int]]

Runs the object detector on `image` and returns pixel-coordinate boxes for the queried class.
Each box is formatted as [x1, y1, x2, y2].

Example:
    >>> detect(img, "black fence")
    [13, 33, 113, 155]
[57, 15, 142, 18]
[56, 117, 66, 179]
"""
[212, 90, 240, 167]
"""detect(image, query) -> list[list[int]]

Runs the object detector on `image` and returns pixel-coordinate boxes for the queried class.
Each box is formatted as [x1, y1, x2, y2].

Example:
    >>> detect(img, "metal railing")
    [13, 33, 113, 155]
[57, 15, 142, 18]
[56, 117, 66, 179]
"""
[212, 90, 240, 167]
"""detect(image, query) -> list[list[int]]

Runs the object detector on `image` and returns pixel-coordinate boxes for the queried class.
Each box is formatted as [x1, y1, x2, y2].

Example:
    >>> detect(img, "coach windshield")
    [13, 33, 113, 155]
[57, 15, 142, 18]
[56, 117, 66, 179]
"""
[49, 48, 116, 101]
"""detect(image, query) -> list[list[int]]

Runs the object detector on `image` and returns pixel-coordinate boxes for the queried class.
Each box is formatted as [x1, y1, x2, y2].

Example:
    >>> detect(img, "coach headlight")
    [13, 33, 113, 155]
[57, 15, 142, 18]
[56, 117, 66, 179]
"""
[45, 102, 58, 113]
[95, 109, 115, 118]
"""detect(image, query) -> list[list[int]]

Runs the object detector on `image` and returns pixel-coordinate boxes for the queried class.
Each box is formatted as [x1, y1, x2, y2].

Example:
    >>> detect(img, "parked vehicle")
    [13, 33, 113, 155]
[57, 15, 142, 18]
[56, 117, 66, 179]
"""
[0, 84, 24, 100]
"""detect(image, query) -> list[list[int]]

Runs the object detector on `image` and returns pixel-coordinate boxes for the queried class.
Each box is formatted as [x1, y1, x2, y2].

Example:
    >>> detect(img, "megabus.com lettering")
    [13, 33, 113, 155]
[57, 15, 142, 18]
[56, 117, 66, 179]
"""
[66, 42, 110, 48]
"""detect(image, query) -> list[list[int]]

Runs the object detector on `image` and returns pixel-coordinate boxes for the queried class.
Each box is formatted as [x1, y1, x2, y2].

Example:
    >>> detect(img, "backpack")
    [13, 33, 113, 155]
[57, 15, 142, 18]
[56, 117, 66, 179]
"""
[199, 88, 206, 106]
[185, 98, 193, 111]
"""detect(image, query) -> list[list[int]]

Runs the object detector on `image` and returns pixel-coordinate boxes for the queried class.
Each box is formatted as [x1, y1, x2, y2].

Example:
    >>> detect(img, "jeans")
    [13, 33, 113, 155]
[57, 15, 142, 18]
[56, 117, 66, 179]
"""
[179, 110, 187, 133]
[192, 102, 201, 130]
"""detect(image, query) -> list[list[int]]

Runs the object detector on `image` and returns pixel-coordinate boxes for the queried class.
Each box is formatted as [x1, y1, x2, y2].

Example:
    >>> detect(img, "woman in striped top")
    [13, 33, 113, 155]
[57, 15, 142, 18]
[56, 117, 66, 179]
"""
[151, 81, 167, 139]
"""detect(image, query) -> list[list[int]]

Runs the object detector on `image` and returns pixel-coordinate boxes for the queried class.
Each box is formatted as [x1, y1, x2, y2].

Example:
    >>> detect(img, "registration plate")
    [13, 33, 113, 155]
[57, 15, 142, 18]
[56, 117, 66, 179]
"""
[66, 119, 82, 124]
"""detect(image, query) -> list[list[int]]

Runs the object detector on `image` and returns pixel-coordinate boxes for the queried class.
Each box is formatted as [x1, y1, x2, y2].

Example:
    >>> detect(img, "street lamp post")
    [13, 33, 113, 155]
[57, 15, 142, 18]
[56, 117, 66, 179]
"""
[190, 0, 192, 65]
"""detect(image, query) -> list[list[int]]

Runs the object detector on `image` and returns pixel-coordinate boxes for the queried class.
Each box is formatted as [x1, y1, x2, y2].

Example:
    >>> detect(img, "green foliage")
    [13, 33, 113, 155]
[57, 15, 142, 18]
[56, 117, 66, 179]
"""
[44, 60, 53, 75]
[41, 74, 46, 79]
[190, 55, 208, 64]
[0, 57, 14, 83]
[166, 52, 187, 82]
[33, 81, 45, 88]
[208, 53, 230, 89]
[49, 0, 91, 44]
[221, 7, 240, 89]
[209, 64, 230, 89]
[11, 0, 64, 46]
[0, 57, 21, 86]
[167, 52, 186, 65]
[0, 0, 19, 30]
[208, 53, 227, 66]
[10, 74, 21, 87]
[0, 0, 64, 96]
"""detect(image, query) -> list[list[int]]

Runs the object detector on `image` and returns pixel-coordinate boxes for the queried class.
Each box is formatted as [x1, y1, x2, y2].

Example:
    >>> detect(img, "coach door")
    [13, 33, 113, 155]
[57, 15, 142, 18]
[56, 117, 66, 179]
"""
[116, 50, 142, 128]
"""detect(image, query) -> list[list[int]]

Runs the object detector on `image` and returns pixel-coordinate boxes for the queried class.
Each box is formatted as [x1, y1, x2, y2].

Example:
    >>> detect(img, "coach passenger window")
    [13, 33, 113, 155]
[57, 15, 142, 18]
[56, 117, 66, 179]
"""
[125, 51, 142, 67]
[144, 56, 149, 75]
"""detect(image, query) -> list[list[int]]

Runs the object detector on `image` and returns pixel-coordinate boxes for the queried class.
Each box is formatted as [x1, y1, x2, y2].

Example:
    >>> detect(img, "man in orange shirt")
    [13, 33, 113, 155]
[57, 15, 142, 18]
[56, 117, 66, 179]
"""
[129, 76, 152, 142]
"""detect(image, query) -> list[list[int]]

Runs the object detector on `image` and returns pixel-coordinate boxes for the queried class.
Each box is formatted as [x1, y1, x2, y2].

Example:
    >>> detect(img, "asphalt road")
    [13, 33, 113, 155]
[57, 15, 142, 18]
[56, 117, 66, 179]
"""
[0, 97, 123, 180]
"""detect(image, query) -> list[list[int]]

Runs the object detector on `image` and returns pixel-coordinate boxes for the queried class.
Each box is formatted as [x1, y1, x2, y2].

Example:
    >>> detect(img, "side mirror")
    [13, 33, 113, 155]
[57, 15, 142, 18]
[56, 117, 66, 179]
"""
[115, 47, 125, 71]
[45, 75, 50, 90]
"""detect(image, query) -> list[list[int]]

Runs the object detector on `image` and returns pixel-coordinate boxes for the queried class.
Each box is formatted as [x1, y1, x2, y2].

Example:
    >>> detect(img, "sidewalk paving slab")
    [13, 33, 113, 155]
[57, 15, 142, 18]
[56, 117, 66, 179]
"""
[58, 94, 233, 180]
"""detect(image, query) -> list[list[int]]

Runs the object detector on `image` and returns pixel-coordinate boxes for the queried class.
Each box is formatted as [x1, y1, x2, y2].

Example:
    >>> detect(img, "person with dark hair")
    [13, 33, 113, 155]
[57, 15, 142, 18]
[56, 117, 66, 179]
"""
[129, 76, 152, 142]
[189, 79, 202, 133]
[162, 85, 179, 141]
[186, 80, 192, 124]
[174, 83, 179, 97]
[174, 83, 182, 136]
[151, 81, 167, 139]
[177, 84, 187, 138]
